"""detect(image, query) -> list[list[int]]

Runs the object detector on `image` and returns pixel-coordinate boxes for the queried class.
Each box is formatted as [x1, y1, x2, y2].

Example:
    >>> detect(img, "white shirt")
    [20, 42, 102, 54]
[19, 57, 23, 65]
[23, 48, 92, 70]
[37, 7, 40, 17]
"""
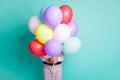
[40, 53, 64, 63]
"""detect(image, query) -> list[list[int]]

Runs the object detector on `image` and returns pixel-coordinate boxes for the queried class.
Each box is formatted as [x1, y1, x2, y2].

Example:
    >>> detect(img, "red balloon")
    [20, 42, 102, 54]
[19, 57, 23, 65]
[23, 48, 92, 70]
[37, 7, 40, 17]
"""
[28, 39, 46, 56]
[60, 5, 73, 24]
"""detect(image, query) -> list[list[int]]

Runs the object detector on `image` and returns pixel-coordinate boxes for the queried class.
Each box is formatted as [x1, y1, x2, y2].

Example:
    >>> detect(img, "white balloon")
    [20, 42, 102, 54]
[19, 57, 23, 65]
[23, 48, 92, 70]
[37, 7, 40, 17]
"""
[28, 16, 41, 34]
[54, 24, 71, 43]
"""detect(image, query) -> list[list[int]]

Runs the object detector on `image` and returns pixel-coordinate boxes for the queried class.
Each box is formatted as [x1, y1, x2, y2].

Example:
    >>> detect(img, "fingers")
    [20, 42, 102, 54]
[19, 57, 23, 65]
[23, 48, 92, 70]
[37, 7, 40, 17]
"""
[47, 58, 58, 64]
[47, 58, 52, 62]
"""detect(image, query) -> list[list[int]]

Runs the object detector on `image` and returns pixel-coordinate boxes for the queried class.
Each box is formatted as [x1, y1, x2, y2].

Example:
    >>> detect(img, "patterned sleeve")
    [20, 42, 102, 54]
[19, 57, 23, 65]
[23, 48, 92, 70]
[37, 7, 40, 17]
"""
[40, 55, 49, 62]
[57, 53, 64, 62]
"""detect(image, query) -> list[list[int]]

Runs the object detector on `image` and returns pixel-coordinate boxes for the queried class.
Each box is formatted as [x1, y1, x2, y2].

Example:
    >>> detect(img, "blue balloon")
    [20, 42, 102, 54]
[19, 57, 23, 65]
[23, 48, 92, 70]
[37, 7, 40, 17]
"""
[63, 37, 81, 54]
[39, 6, 48, 23]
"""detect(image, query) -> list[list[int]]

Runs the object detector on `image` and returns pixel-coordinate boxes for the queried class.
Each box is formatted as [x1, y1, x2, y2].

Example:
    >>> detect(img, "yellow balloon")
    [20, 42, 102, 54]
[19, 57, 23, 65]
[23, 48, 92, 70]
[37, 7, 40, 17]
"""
[35, 24, 53, 44]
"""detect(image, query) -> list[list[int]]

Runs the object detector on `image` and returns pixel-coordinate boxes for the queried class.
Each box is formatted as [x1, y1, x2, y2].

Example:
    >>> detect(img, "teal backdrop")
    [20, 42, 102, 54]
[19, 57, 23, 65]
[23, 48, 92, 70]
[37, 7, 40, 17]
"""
[0, 0, 120, 80]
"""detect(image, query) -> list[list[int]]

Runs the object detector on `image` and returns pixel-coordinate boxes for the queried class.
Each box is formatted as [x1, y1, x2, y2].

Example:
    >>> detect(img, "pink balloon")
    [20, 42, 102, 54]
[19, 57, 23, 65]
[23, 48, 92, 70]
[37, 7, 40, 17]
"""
[28, 16, 41, 34]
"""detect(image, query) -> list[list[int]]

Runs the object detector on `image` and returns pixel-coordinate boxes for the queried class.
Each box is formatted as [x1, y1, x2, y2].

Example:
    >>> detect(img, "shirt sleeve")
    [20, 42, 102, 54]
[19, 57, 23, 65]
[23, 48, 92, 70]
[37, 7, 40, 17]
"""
[57, 53, 64, 62]
[40, 55, 49, 62]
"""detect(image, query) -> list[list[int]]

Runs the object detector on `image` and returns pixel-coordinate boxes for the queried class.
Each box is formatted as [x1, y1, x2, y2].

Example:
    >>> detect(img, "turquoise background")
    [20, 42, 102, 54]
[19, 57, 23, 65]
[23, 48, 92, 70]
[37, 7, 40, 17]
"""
[0, 0, 120, 80]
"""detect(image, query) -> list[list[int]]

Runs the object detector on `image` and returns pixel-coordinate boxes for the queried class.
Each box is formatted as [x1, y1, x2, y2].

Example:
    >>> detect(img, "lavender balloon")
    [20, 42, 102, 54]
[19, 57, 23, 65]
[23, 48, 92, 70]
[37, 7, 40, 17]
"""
[45, 39, 62, 57]
[44, 5, 62, 29]
[68, 20, 78, 36]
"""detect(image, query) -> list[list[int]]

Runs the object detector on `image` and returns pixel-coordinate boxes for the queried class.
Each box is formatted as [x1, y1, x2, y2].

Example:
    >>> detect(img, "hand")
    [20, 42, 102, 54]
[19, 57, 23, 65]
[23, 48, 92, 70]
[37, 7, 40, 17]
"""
[47, 58, 52, 63]
[47, 57, 58, 64]
[51, 57, 58, 64]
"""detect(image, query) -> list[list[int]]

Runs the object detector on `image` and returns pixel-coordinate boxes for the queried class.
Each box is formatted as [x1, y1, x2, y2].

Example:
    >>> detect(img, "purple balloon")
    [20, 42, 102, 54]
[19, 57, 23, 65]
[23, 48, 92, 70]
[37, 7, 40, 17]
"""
[45, 39, 62, 57]
[44, 5, 62, 29]
[68, 20, 78, 36]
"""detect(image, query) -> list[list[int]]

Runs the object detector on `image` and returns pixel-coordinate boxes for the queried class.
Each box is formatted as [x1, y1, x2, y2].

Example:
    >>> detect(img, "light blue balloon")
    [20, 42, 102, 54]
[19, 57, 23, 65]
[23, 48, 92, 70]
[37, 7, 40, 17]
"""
[63, 37, 81, 54]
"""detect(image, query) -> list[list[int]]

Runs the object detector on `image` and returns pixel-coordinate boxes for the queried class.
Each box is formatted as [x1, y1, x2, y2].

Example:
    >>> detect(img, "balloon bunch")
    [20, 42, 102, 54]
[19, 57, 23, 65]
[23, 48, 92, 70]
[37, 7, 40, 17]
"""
[28, 5, 81, 57]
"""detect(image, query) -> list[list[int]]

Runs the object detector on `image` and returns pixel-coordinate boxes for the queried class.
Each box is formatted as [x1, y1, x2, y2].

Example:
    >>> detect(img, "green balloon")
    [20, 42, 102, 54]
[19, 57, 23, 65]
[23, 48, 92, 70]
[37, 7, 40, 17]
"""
[63, 37, 81, 54]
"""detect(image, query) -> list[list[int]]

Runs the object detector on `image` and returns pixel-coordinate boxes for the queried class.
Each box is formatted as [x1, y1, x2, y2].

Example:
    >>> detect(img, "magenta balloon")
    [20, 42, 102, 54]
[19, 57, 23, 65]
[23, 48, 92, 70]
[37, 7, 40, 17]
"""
[45, 39, 62, 57]
[44, 5, 62, 29]
[68, 20, 78, 36]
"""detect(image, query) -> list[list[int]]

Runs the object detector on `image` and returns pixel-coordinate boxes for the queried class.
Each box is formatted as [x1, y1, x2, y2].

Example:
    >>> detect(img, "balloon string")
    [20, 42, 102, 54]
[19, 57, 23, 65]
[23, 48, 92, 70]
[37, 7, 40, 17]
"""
[52, 64, 55, 80]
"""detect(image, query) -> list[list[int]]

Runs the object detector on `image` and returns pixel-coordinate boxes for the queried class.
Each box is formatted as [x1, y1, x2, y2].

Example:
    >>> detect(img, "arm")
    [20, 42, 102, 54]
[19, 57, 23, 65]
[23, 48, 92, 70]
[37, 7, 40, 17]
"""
[40, 53, 64, 63]
[40, 55, 50, 62]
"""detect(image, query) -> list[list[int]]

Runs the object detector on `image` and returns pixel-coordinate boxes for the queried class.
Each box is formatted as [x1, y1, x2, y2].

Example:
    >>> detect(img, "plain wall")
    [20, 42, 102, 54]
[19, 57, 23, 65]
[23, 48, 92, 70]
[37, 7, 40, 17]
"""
[0, 0, 120, 80]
